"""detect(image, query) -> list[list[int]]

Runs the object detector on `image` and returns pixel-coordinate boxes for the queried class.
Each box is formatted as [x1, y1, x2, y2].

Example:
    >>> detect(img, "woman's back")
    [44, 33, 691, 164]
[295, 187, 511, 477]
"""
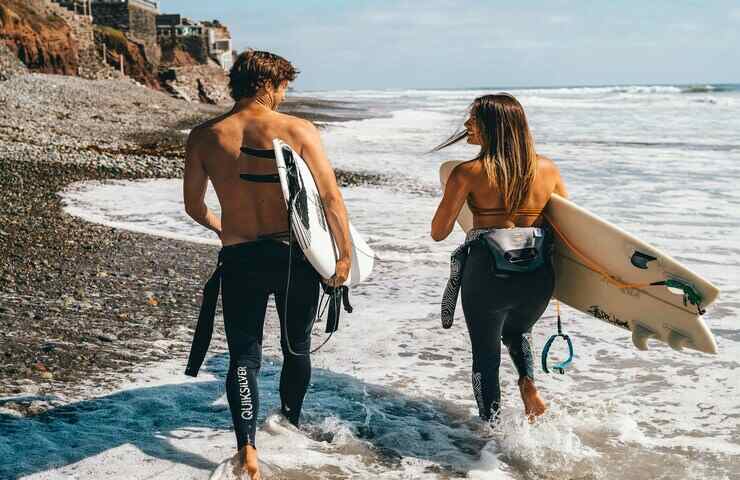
[464, 155, 565, 229]
[431, 93, 567, 241]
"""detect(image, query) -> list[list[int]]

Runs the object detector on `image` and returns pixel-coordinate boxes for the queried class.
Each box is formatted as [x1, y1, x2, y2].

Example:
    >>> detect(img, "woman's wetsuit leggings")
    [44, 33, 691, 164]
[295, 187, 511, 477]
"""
[220, 240, 319, 450]
[460, 242, 555, 421]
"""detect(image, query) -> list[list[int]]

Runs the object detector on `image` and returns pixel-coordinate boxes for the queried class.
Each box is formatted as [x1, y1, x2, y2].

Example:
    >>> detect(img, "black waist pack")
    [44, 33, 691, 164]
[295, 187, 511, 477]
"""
[479, 227, 552, 273]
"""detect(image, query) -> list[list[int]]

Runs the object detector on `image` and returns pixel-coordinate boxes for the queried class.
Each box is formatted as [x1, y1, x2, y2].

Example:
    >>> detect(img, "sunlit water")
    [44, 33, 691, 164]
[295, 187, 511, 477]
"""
[19, 85, 740, 479]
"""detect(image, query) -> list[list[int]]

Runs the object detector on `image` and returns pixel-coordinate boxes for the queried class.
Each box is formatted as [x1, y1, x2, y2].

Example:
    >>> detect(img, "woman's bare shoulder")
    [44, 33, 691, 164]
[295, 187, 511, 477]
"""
[537, 154, 563, 176]
[537, 154, 557, 168]
[452, 158, 482, 177]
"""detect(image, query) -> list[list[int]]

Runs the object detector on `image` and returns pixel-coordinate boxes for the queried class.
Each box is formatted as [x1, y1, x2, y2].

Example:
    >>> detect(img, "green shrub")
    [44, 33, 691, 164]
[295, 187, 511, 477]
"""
[95, 26, 128, 53]
[47, 13, 63, 24]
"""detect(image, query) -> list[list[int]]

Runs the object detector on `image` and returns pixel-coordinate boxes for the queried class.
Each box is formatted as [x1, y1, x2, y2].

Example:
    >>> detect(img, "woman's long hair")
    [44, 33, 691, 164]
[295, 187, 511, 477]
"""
[433, 93, 538, 216]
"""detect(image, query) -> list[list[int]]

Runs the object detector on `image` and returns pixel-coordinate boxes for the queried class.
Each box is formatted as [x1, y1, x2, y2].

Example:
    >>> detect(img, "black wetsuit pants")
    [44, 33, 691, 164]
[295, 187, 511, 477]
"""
[460, 242, 555, 421]
[220, 240, 319, 449]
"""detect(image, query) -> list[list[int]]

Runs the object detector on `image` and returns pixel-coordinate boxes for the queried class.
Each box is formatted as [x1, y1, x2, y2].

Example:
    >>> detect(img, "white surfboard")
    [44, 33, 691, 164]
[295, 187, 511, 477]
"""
[440, 160, 719, 354]
[274, 139, 374, 287]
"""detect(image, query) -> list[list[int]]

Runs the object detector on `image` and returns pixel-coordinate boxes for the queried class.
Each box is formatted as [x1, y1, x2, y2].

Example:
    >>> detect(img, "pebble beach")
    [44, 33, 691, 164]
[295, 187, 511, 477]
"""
[2, 74, 739, 479]
[0, 73, 377, 417]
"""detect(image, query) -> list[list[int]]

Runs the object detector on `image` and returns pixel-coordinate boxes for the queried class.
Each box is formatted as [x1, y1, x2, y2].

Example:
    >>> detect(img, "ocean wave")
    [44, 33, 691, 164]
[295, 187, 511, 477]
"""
[681, 84, 740, 94]
[548, 139, 740, 152]
[304, 85, 740, 102]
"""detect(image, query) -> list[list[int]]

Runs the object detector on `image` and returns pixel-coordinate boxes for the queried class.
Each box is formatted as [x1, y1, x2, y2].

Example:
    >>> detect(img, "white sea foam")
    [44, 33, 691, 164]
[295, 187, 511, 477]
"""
[37, 85, 740, 479]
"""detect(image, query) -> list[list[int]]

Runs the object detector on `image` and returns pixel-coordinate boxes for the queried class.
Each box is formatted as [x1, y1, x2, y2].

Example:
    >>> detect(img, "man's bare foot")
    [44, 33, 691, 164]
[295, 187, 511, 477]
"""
[518, 376, 547, 421]
[238, 445, 261, 480]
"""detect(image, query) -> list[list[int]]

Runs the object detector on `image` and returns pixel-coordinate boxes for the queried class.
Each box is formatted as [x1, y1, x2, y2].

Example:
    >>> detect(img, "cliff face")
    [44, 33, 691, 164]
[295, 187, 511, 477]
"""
[0, 1, 158, 88]
[0, 0, 230, 104]
[159, 36, 207, 68]
[0, 0, 79, 75]
[94, 25, 159, 89]
[159, 36, 231, 105]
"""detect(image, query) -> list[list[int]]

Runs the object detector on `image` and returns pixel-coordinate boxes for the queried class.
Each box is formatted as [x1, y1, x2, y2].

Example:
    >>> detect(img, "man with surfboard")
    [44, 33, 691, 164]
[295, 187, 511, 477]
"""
[183, 50, 352, 480]
[432, 93, 568, 422]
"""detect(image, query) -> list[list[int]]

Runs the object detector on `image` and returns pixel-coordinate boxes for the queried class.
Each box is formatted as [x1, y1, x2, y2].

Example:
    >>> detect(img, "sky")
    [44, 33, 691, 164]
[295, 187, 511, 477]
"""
[158, 0, 740, 91]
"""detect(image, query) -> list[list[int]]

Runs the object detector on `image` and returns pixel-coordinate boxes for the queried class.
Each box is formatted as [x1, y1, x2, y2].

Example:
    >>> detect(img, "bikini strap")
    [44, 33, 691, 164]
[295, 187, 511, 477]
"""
[241, 146, 276, 159]
[240, 173, 281, 183]
[239, 146, 280, 183]
[468, 200, 543, 217]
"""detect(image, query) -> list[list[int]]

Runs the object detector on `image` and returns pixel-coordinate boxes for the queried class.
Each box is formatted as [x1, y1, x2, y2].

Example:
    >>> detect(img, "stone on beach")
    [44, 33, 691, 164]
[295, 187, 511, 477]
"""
[0, 71, 379, 417]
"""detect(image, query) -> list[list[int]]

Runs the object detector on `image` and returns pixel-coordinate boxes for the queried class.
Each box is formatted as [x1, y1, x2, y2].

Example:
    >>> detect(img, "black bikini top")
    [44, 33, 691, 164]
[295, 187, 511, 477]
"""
[240, 146, 280, 183]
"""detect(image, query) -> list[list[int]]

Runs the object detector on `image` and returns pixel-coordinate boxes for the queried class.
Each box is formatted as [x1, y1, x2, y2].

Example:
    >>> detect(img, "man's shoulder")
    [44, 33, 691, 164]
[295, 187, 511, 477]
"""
[274, 112, 317, 135]
[186, 121, 227, 156]
[188, 122, 216, 143]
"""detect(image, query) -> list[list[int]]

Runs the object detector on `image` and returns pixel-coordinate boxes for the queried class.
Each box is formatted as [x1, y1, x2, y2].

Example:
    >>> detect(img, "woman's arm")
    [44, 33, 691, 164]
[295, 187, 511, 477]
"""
[553, 164, 568, 199]
[431, 164, 471, 241]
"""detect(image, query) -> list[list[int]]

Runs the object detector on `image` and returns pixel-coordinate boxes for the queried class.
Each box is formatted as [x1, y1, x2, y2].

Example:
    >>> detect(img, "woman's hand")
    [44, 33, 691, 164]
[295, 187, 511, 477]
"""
[325, 257, 351, 287]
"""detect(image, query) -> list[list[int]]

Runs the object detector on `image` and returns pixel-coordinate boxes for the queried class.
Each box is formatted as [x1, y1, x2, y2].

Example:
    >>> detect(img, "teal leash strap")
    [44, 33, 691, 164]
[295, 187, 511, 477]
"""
[542, 301, 574, 375]
[650, 279, 705, 315]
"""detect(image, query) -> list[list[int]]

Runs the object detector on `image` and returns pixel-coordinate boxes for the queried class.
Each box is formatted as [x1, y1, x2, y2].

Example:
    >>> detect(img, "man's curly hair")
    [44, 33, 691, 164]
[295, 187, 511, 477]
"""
[229, 50, 299, 101]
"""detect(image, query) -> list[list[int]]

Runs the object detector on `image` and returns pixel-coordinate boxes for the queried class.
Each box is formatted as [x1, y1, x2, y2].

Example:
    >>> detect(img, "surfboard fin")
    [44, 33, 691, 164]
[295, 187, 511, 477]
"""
[667, 329, 691, 352]
[631, 323, 658, 351]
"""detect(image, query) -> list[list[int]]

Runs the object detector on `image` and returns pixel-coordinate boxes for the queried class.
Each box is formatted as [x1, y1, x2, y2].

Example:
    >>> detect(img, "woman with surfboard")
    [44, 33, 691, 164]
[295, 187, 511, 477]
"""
[432, 93, 568, 421]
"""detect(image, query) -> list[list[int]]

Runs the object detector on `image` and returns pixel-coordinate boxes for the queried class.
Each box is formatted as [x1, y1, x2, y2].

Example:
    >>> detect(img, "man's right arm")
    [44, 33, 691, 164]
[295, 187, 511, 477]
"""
[294, 120, 352, 286]
[183, 129, 222, 239]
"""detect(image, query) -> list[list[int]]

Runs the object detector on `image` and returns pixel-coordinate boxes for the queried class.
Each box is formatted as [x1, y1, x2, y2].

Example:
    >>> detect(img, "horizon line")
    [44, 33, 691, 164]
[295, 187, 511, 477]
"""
[294, 81, 740, 93]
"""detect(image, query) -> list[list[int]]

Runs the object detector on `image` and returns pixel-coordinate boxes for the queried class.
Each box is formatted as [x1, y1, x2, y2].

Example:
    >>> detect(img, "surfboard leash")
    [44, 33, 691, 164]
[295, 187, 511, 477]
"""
[541, 300, 575, 374]
[281, 155, 351, 357]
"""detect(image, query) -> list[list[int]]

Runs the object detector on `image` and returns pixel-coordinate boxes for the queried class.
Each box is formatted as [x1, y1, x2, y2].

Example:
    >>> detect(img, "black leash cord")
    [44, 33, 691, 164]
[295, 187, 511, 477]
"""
[282, 192, 335, 357]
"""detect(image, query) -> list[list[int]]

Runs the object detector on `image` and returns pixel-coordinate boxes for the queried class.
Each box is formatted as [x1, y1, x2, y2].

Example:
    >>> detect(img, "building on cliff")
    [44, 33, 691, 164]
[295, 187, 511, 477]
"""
[52, 0, 92, 17]
[156, 14, 233, 71]
[202, 20, 233, 71]
[156, 14, 203, 38]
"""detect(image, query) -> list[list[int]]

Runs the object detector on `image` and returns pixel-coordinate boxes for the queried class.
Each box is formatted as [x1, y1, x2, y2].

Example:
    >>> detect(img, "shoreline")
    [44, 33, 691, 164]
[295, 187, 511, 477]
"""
[0, 73, 380, 416]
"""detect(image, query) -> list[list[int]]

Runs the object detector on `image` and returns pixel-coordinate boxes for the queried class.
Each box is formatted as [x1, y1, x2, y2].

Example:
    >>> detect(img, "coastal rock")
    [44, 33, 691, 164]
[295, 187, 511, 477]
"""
[27, 400, 48, 415]
[94, 331, 118, 342]
[0, 41, 26, 79]
[159, 63, 230, 105]
[0, 0, 79, 76]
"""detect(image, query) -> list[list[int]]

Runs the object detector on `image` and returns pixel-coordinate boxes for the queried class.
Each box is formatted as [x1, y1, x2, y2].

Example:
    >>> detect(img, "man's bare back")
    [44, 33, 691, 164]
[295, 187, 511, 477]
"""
[186, 106, 316, 245]
[184, 93, 352, 279]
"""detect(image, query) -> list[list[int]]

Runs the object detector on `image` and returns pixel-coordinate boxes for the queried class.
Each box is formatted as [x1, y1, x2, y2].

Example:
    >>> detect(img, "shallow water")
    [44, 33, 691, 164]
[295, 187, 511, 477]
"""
[21, 85, 740, 479]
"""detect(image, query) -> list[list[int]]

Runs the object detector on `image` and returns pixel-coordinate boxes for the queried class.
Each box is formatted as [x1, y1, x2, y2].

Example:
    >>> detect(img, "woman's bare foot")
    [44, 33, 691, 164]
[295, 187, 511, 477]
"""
[238, 445, 261, 480]
[518, 377, 547, 421]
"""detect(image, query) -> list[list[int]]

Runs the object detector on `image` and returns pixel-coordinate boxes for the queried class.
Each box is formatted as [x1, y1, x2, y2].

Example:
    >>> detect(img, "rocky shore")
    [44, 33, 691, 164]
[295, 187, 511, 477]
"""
[0, 73, 381, 416]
